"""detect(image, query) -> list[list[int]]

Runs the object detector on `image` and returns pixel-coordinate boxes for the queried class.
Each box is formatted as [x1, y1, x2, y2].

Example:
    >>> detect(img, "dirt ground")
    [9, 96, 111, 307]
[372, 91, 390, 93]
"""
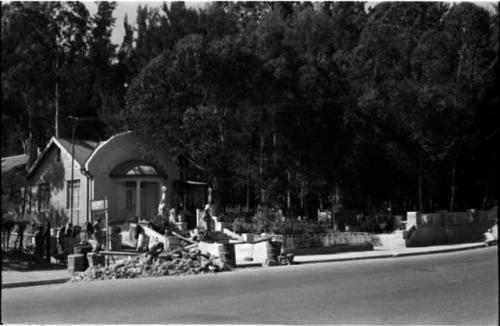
[2, 248, 65, 272]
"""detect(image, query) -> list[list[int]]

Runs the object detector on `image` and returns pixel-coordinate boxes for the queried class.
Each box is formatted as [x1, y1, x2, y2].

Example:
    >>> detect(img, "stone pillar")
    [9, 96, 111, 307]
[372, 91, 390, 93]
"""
[135, 180, 142, 219]
[406, 211, 418, 229]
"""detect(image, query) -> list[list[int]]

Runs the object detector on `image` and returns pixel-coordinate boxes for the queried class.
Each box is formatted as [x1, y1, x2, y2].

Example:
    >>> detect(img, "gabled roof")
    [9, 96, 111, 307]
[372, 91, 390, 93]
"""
[55, 138, 100, 167]
[1, 154, 28, 174]
[27, 137, 101, 178]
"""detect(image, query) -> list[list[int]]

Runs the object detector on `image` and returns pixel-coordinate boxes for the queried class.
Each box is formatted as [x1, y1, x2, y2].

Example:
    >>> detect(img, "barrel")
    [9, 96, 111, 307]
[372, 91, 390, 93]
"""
[67, 254, 86, 273]
[110, 233, 121, 251]
[263, 241, 280, 267]
[87, 252, 105, 267]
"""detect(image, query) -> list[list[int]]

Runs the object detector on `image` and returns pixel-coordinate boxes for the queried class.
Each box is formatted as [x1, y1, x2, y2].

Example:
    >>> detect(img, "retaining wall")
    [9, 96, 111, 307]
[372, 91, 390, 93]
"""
[372, 231, 406, 249]
[282, 232, 373, 250]
[405, 210, 497, 247]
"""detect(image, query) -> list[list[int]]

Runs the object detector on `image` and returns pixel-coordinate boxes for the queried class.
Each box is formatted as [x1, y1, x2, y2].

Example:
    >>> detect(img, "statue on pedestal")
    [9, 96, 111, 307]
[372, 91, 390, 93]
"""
[168, 208, 177, 225]
[207, 187, 213, 206]
[158, 185, 168, 221]
[203, 204, 211, 237]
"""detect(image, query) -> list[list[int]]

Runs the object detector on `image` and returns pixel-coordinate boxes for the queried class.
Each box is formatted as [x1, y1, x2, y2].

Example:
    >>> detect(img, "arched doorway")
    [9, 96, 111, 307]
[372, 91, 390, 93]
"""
[110, 160, 167, 223]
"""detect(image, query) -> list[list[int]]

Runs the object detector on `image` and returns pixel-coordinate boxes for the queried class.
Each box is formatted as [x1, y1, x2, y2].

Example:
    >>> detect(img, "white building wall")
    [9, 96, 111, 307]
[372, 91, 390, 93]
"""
[29, 146, 89, 226]
[86, 132, 180, 223]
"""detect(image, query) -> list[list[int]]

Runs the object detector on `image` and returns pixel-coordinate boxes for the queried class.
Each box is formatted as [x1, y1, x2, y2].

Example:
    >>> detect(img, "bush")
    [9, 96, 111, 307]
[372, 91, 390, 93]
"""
[232, 218, 256, 234]
[230, 207, 329, 235]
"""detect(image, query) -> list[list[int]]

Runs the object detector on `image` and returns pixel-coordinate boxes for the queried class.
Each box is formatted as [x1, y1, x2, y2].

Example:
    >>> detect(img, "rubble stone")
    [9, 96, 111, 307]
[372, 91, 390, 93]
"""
[70, 246, 230, 283]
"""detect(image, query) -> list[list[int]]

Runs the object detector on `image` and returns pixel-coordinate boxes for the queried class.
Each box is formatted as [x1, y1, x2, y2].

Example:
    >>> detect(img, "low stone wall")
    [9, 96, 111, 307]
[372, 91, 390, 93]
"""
[371, 231, 406, 249]
[405, 210, 497, 247]
[406, 222, 493, 247]
[286, 244, 374, 256]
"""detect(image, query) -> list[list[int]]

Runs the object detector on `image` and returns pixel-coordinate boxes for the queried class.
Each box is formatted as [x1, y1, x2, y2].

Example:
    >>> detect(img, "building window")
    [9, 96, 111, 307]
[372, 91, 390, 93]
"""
[38, 183, 50, 211]
[66, 180, 80, 209]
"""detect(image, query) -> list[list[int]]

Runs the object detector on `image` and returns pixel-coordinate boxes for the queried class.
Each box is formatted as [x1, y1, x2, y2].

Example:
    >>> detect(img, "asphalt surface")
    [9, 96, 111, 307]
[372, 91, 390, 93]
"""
[2, 246, 498, 324]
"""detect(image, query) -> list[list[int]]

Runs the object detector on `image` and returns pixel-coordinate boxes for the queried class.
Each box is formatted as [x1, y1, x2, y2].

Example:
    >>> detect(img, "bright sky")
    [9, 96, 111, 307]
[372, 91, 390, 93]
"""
[84, 1, 207, 45]
[85, 1, 497, 46]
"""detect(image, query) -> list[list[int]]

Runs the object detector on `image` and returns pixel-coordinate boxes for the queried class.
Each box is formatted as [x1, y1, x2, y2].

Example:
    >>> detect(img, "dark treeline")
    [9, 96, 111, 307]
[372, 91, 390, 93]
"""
[2, 2, 498, 216]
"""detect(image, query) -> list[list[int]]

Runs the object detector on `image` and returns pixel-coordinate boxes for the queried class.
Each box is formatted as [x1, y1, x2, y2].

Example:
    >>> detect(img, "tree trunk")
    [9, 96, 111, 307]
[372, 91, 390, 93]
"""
[55, 55, 60, 138]
[335, 182, 340, 204]
[450, 162, 456, 213]
[259, 134, 264, 205]
[55, 81, 60, 138]
[481, 190, 488, 210]
[286, 170, 291, 211]
[330, 191, 336, 230]
[456, 43, 467, 82]
[300, 181, 305, 209]
[449, 144, 460, 213]
[418, 150, 423, 212]
[246, 155, 250, 213]
[21, 187, 27, 219]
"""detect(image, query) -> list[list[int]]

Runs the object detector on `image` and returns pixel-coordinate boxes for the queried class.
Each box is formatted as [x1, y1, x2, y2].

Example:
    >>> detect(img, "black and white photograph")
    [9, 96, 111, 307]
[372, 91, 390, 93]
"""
[1, 1, 498, 324]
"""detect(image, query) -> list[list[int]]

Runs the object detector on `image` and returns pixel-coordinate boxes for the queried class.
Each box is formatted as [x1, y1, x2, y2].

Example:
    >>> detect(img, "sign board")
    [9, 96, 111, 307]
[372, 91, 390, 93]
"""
[318, 210, 332, 223]
[91, 199, 108, 211]
[270, 234, 283, 242]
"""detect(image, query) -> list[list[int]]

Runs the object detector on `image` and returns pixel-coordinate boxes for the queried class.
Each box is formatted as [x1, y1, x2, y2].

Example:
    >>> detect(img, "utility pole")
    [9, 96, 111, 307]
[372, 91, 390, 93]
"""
[70, 119, 76, 225]
[68, 116, 98, 225]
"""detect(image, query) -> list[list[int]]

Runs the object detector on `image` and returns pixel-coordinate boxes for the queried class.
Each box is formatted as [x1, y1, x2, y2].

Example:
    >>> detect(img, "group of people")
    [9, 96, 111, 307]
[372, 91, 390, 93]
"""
[33, 218, 104, 261]
[1, 218, 30, 251]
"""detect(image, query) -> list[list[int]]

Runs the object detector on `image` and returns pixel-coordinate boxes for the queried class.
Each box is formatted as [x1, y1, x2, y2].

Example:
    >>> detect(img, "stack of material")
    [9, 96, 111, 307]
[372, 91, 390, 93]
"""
[87, 252, 105, 267]
[70, 247, 229, 283]
[67, 254, 86, 273]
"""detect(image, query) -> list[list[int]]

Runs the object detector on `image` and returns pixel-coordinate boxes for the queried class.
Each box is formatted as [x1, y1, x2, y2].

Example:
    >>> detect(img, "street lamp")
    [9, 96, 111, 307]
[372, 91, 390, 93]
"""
[67, 116, 98, 225]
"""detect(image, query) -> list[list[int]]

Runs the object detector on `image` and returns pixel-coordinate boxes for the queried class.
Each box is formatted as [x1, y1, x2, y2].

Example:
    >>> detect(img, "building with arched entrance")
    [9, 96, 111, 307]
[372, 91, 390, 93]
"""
[26, 131, 206, 228]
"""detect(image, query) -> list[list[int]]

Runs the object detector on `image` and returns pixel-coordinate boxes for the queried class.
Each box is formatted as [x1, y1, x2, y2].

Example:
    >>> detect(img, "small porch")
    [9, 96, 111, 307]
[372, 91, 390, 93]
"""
[110, 161, 169, 224]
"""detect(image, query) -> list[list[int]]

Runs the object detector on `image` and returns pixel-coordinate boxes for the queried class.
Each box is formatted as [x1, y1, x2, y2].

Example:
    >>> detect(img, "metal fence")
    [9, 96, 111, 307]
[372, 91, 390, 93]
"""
[282, 232, 373, 249]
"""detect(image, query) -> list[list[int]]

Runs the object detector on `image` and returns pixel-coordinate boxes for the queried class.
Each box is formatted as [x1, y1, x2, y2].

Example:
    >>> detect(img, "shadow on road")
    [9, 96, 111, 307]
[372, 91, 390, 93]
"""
[2, 250, 65, 272]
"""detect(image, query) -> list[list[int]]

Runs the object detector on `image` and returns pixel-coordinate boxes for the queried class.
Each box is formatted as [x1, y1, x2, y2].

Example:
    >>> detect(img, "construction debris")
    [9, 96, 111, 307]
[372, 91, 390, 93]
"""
[70, 247, 229, 283]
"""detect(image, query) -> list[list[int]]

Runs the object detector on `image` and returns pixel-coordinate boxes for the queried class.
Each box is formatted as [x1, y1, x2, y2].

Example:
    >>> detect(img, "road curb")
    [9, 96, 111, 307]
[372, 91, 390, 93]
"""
[2, 278, 70, 289]
[2, 243, 494, 288]
[294, 243, 492, 265]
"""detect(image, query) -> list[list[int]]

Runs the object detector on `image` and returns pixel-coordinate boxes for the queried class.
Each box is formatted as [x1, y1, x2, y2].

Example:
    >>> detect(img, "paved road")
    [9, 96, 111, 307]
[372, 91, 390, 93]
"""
[2, 246, 498, 324]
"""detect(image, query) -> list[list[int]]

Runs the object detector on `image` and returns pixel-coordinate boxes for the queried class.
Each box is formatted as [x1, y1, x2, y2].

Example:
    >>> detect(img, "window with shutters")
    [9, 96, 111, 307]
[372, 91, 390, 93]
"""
[66, 180, 80, 209]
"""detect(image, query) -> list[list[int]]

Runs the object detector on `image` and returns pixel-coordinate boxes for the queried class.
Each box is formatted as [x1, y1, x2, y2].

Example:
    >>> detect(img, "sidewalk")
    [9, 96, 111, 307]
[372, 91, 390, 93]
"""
[2, 269, 71, 289]
[293, 241, 490, 264]
[2, 241, 493, 289]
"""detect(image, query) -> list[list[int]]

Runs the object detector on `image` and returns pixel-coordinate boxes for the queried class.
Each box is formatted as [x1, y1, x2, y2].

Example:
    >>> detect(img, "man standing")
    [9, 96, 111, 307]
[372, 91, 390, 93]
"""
[15, 220, 27, 251]
[93, 218, 103, 251]
[43, 220, 51, 262]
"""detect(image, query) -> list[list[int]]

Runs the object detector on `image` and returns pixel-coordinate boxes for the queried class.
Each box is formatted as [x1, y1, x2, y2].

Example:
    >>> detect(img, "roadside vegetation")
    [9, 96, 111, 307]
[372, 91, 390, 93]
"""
[2, 2, 498, 220]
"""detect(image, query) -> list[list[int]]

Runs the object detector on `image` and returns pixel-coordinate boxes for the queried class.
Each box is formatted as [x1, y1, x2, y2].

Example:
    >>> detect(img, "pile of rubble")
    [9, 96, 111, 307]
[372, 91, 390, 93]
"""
[70, 247, 230, 283]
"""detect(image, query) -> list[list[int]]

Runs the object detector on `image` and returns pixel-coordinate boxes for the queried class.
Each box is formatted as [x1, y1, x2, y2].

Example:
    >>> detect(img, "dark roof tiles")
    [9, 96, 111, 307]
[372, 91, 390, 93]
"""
[55, 138, 100, 166]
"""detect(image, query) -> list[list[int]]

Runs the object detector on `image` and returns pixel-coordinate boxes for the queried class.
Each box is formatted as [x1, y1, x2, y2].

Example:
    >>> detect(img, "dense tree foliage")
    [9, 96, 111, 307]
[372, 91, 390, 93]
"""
[2, 2, 498, 217]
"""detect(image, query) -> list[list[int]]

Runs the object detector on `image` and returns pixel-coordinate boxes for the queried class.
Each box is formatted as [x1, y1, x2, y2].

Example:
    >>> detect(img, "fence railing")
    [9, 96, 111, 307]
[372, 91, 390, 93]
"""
[419, 210, 497, 227]
[282, 232, 373, 249]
